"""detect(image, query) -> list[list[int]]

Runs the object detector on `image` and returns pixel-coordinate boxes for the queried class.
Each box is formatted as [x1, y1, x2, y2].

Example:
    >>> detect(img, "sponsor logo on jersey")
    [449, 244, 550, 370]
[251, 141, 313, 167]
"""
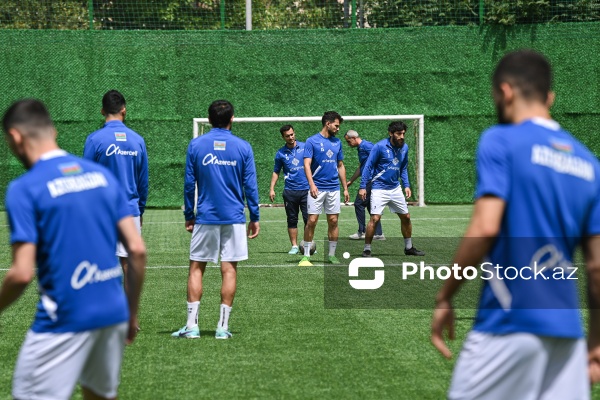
[326, 149, 334, 158]
[106, 143, 138, 157]
[71, 261, 123, 290]
[115, 132, 127, 142]
[59, 162, 82, 176]
[214, 141, 226, 151]
[531, 144, 594, 181]
[292, 158, 299, 166]
[549, 138, 573, 153]
[47, 172, 109, 198]
[392, 158, 399, 165]
[202, 153, 237, 167]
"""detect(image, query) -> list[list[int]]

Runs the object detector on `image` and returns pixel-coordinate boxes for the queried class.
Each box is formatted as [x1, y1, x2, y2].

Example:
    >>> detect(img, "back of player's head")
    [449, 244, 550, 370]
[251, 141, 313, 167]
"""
[208, 100, 234, 128]
[388, 121, 407, 133]
[280, 124, 294, 135]
[345, 130, 359, 138]
[322, 111, 343, 126]
[2, 99, 54, 138]
[493, 50, 552, 103]
[102, 90, 126, 115]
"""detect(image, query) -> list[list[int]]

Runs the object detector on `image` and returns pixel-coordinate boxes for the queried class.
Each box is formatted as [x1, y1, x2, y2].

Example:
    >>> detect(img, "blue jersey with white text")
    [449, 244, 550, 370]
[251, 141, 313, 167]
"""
[360, 138, 409, 190]
[473, 118, 600, 338]
[84, 120, 148, 217]
[274, 141, 309, 191]
[357, 139, 375, 174]
[304, 132, 344, 191]
[184, 128, 259, 224]
[6, 151, 131, 333]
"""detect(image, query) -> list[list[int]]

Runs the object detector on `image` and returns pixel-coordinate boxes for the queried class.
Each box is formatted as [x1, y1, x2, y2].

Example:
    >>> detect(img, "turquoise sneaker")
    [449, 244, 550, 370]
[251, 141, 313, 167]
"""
[171, 325, 200, 339]
[215, 327, 232, 339]
[288, 246, 300, 255]
[298, 256, 313, 267]
[328, 255, 340, 264]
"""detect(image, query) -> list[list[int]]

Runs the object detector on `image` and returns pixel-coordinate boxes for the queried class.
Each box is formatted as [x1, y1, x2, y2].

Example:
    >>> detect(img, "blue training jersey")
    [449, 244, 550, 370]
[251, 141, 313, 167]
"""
[473, 118, 600, 338]
[360, 138, 409, 190]
[357, 139, 375, 174]
[184, 128, 260, 224]
[6, 151, 131, 333]
[304, 132, 344, 191]
[84, 120, 149, 217]
[274, 141, 309, 191]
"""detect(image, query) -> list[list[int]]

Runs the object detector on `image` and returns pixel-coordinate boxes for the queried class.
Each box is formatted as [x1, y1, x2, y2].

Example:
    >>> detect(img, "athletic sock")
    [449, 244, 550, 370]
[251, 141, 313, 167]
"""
[218, 304, 232, 331]
[186, 301, 199, 329]
[329, 241, 338, 257]
[304, 241, 312, 256]
[404, 238, 412, 249]
[364, 244, 371, 251]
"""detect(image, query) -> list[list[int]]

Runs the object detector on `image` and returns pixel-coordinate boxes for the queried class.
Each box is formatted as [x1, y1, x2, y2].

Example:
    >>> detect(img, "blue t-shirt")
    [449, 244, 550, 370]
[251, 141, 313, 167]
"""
[84, 120, 149, 217]
[473, 118, 600, 338]
[6, 151, 131, 333]
[357, 139, 375, 174]
[184, 128, 260, 224]
[360, 138, 410, 190]
[273, 141, 309, 191]
[304, 132, 344, 191]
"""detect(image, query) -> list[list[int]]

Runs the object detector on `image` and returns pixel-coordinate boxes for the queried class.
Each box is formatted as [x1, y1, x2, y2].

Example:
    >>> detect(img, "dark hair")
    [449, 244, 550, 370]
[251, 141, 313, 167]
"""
[208, 100, 234, 128]
[2, 99, 54, 136]
[102, 90, 126, 115]
[388, 121, 408, 133]
[493, 50, 552, 103]
[322, 111, 343, 127]
[280, 124, 294, 135]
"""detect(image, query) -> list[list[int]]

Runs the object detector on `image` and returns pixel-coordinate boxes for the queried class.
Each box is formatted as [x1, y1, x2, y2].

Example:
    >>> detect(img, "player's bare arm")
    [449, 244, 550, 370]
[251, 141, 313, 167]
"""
[0, 242, 36, 314]
[432, 195, 505, 358]
[584, 235, 600, 384]
[404, 187, 412, 199]
[338, 160, 349, 203]
[269, 172, 279, 202]
[304, 157, 318, 198]
[347, 166, 361, 186]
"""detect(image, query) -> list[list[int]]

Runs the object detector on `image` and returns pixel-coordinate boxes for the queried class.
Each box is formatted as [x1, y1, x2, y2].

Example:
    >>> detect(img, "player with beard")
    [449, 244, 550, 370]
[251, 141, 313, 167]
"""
[299, 111, 349, 266]
[358, 121, 425, 257]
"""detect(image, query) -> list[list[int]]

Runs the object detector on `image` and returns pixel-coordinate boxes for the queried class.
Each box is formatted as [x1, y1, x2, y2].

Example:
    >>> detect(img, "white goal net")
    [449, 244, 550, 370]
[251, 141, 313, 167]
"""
[193, 115, 425, 207]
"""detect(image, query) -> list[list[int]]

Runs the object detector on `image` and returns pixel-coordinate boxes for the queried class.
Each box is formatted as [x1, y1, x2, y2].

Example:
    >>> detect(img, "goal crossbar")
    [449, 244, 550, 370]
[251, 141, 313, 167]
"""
[193, 115, 425, 206]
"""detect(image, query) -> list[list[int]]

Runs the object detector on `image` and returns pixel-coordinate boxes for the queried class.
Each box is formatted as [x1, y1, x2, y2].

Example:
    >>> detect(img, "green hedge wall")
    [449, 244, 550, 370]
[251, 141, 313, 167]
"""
[1, 24, 599, 207]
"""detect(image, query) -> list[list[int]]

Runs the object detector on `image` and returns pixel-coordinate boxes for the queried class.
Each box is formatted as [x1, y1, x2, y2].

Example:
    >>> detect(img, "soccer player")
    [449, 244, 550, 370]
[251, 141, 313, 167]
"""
[0, 99, 146, 400]
[359, 121, 425, 257]
[174, 100, 260, 340]
[299, 111, 349, 267]
[83, 90, 148, 287]
[344, 129, 384, 241]
[269, 124, 309, 255]
[431, 50, 600, 399]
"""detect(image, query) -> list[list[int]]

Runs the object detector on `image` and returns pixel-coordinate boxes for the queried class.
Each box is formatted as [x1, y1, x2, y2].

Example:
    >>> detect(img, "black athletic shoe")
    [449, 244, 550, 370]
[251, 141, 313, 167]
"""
[362, 249, 372, 257]
[404, 247, 425, 256]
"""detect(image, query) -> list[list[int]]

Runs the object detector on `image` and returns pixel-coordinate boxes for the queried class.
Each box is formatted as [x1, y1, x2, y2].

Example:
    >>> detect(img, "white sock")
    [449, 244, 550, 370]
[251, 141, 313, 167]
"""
[404, 238, 412, 249]
[218, 304, 232, 331]
[304, 241, 312, 256]
[186, 301, 199, 329]
[329, 241, 338, 257]
[364, 244, 371, 251]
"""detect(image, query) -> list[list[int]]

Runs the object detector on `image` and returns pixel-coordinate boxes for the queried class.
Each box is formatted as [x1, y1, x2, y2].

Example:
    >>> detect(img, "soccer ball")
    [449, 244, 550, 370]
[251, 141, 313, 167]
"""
[299, 240, 317, 255]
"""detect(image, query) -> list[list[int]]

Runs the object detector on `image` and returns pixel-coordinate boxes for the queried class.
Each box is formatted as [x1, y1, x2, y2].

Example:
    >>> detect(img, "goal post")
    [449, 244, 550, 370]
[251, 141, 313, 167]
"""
[193, 115, 425, 207]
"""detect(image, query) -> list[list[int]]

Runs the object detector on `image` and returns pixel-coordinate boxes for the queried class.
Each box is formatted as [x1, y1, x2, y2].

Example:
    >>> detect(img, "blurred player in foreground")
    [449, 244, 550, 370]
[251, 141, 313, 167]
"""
[174, 100, 259, 340]
[0, 99, 146, 399]
[431, 50, 600, 399]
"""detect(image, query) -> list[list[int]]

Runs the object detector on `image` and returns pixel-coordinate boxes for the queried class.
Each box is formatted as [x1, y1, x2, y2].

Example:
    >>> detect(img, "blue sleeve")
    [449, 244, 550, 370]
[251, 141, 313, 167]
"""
[6, 182, 37, 245]
[243, 145, 260, 222]
[475, 129, 510, 200]
[183, 142, 197, 221]
[273, 153, 283, 174]
[304, 139, 313, 160]
[83, 136, 96, 161]
[137, 140, 149, 215]
[360, 145, 379, 189]
[400, 145, 410, 188]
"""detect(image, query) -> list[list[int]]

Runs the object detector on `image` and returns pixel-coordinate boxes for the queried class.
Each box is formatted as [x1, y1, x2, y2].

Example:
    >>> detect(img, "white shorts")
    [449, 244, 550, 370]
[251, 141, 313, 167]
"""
[190, 223, 248, 263]
[116, 216, 141, 258]
[13, 322, 128, 400]
[307, 190, 340, 215]
[449, 331, 588, 400]
[370, 186, 408, 215]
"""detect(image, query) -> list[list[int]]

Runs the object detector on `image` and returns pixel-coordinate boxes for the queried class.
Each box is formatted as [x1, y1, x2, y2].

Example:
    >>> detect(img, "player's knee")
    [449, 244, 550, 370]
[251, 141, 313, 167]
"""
[400, 213, 411, 222]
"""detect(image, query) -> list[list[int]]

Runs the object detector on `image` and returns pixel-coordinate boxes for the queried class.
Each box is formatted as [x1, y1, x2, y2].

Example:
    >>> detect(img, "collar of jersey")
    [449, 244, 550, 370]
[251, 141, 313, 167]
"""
[529, 117, 560, 131]
[40, 149, 68, 160]
[209, 128, 232, 134]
